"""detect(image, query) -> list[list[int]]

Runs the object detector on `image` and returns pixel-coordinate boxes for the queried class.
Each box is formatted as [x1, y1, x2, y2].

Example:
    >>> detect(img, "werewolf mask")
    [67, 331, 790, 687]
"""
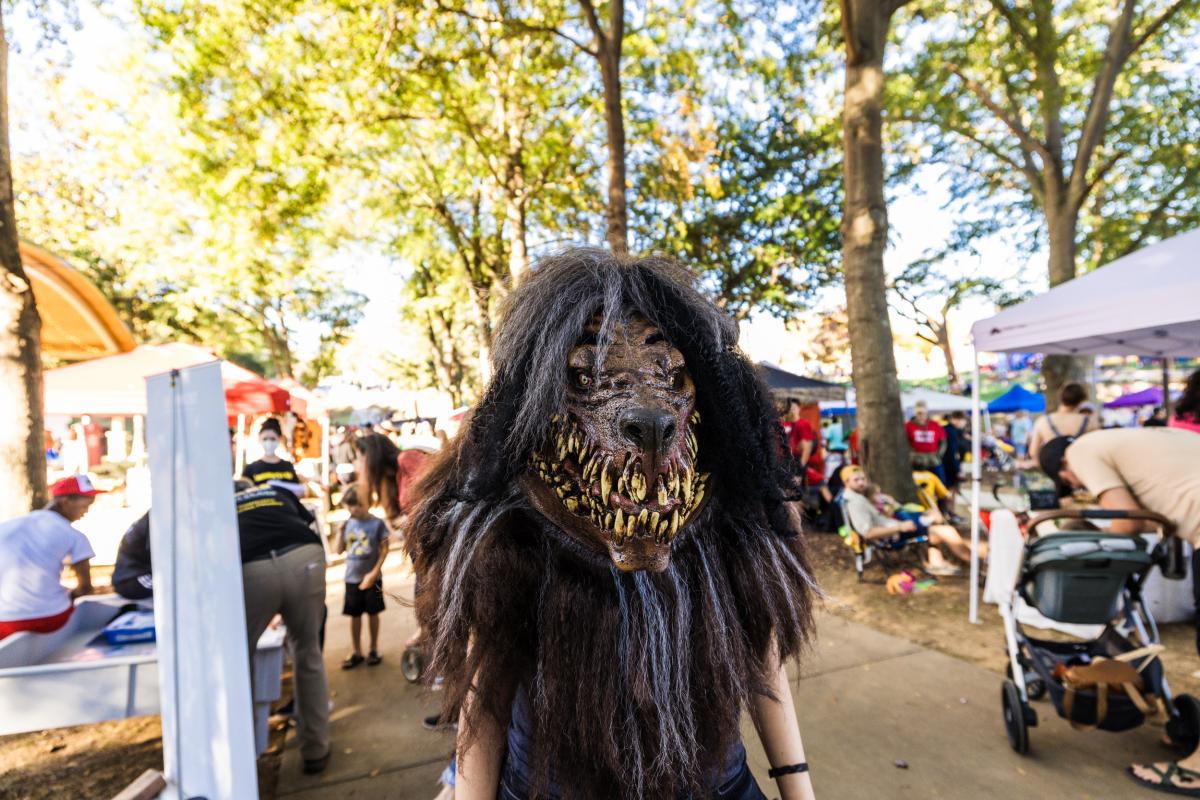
[523, 314, 709, 572]
[408, 249, 816, 799]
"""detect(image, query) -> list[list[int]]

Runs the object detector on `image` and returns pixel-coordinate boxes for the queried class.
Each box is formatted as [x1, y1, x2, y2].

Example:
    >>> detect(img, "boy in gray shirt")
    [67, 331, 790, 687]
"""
[333, 487, 390, 668]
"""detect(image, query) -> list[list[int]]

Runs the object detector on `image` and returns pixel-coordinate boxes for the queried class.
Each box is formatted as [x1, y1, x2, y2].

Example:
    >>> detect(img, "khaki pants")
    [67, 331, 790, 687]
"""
[242, 543, 330, 760]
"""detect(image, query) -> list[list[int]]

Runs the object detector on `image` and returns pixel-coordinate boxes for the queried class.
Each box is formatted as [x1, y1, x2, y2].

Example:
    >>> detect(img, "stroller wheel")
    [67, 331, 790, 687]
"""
[1167, 694, 1200, 753]
[1002, 679, 1030, 754]
[401, 646, 425, 683]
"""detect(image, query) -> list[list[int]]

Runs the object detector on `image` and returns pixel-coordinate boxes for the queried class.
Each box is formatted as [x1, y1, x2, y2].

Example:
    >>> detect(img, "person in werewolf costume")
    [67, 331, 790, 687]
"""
[409, 249, 818, 799]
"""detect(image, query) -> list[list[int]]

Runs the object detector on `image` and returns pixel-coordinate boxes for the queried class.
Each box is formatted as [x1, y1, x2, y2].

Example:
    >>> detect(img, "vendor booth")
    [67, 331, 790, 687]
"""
[22, 241, 137, 362]
[987, 384, 1045, 414]
[1103, 385, 1179, 409]
[821, 386, 974, 416]
[43, 342, 293, 418]
[967, 227, 1200, 622]
[757, 362, 846, 402]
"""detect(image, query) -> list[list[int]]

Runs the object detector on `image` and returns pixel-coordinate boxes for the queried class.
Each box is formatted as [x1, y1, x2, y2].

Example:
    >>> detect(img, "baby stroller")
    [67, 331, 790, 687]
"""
[1001, 508, 1200, 754]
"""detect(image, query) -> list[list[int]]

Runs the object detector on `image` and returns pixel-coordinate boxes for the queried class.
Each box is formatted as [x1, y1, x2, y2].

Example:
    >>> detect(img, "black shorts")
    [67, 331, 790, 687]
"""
[343, 578, 385, 617]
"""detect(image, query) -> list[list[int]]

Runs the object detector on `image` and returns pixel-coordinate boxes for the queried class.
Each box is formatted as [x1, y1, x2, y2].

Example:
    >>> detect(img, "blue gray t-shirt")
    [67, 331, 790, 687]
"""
[342, 516, 388, 583]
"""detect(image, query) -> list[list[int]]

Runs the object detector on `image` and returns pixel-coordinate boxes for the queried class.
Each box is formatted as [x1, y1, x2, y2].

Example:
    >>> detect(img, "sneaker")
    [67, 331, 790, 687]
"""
[302, 749, 331, 775]
[367, 650, 382, 666]
[342, 653, 365, 670]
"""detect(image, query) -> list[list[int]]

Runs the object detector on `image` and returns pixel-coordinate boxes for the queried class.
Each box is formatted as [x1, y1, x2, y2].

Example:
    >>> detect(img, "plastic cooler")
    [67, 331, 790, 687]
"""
[1022, 533, 1153, 624]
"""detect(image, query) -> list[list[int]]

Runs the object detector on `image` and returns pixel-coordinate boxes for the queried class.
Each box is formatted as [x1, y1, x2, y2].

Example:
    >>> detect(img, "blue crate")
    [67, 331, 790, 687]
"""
[101, 610, 157, 645]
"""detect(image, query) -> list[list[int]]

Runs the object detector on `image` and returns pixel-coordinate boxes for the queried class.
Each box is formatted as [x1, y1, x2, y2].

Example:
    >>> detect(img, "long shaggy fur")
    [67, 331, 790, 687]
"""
[408, 248, 818, 798]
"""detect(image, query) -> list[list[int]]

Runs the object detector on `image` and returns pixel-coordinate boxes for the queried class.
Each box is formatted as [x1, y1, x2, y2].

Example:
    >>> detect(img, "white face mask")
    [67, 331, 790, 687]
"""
[261, 438, 279, 457]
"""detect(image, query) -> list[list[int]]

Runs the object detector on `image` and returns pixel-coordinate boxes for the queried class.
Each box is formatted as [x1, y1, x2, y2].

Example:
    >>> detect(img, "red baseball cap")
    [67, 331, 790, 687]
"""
[50, 475, 104, 497]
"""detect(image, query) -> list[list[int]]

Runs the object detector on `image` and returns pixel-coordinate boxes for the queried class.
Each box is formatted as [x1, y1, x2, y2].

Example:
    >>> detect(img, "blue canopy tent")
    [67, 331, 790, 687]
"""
[986, 385, 1045, 414]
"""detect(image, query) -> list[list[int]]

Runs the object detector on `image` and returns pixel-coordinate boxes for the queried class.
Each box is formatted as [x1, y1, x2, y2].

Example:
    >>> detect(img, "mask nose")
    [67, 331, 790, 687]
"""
[618, 408, 677, 456]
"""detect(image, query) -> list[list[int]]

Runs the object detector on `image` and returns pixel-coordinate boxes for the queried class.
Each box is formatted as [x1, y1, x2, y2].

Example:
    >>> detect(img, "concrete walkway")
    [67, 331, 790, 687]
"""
[276, 555, 1166, 799]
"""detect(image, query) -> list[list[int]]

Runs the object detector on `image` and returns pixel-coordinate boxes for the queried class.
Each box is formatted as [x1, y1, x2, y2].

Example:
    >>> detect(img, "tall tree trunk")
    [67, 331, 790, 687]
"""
[0, 13, 48, 514]
[506, 195, 529, 283]
[580, 0, 628, 254]
[840, 0, 915, 502]
[468, 281, 493, 383]
[1041, 198, 1089, 409]
[264, 325, 295, 379]
[935, 321, 959, 390]
[598, 44, 628, 255]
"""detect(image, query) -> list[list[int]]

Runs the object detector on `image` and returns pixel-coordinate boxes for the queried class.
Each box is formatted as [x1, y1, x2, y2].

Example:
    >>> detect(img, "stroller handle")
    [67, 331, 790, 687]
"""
[1026, 508, 1177, 539]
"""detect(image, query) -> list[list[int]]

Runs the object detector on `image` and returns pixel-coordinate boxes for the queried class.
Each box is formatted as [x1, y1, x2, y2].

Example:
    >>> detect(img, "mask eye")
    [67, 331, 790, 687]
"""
[669, 367, 687, 391]
[571, 369, 593, 390]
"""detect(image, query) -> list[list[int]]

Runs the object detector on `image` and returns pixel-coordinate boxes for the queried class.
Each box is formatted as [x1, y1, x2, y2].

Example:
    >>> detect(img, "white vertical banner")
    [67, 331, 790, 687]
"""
[969, 355, 982, 625]
[147, 362, 258, 800]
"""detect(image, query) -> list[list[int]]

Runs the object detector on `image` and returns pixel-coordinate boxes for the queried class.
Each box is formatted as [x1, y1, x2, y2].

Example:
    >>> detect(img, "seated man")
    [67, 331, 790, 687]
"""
[1037, 428, 1200, 796]
[0, 476, 101, 639]
[234, 479, 331, 775]
[840, 466, 980, 576]
[112, 511, 152, 600]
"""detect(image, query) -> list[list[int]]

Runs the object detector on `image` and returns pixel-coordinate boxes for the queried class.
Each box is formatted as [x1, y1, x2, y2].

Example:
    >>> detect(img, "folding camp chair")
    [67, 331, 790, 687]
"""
[837, 490, 931, 582]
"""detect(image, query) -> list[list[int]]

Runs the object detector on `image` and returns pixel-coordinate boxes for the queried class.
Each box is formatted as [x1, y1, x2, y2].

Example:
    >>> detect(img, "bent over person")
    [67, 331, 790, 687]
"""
[409, 250, 815, 800]
[1036, 428, 1200, 796]
[234, 480, 331, 774]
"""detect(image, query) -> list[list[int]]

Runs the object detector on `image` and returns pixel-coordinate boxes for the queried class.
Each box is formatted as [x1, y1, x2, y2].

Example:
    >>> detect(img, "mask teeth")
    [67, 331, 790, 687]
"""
[535, 413, 707, 546]
[600, 458, 612, 504]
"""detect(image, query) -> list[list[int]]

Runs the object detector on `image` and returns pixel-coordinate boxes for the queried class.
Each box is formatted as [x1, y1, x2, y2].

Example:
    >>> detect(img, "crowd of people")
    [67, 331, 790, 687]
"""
[0, 413, 445, 778]
[6, 367, 1200, 793]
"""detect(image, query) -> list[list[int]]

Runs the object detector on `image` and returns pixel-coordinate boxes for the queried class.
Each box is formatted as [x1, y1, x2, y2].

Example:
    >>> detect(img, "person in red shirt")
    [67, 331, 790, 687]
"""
[905, 401, 947, 483]
[778, 399, 813, 469]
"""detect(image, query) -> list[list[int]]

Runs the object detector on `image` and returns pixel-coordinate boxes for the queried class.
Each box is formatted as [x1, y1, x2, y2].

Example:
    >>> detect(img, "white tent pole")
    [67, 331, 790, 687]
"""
[969, 351, 982, 624]
[235, 413, 246, 475]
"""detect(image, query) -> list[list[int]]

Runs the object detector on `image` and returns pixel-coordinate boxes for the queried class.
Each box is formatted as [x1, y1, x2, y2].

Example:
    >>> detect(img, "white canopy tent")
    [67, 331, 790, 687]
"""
[819, 386, 975, 414]
[966, 228, 1200, 622]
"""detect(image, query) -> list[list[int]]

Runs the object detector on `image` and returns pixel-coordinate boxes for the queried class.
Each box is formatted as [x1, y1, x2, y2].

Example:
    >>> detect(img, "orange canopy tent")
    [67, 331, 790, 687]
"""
[21, 242, 137, 361]
[43, 342, 293, 417]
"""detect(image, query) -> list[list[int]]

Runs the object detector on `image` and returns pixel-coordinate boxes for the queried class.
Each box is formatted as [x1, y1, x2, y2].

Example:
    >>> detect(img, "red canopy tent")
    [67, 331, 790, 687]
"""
[43, 342, 293, 417]
[274, 377, 323, 419]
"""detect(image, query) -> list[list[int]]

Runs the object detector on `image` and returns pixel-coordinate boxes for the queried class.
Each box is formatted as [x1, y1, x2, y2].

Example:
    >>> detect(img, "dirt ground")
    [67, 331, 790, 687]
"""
[807, 529, 1200, 699]
[5, 532, 1200, 799]
[0, 673, 287, 800]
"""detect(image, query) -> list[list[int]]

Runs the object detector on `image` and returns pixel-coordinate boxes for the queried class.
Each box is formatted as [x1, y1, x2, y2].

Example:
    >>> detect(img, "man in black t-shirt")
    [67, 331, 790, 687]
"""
[234, 484, 321, 562]
[113, 512, 153, 600]
[235, 482, 332, 775]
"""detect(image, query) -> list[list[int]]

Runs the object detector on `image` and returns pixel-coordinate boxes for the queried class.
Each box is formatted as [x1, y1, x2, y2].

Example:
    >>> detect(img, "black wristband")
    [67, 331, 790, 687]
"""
[768, 762, 809, 779]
